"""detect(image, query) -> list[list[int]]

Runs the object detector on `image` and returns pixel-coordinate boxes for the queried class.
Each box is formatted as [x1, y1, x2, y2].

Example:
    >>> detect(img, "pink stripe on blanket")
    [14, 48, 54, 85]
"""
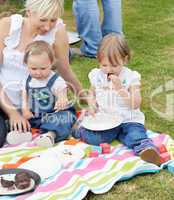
[152, 134, 166, 145]
[28, 152, 134, 194]
[111, 152, 135, 160]
[16, 151, 135, 200]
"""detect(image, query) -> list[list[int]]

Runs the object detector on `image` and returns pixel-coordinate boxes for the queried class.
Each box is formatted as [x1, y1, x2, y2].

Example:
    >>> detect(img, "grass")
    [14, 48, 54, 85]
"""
[1, 0, 174, 199]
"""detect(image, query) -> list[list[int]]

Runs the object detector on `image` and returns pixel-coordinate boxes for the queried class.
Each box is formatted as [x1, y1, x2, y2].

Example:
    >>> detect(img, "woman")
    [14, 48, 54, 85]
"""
[0, 0, 82, 146]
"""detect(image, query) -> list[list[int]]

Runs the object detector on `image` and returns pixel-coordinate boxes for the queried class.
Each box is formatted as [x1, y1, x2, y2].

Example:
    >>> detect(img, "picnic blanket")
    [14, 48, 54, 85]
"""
[0, 130, 174, 200]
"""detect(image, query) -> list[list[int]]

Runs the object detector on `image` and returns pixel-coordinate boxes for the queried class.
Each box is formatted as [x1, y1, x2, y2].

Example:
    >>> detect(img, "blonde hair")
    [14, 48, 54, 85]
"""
[24, 41, 54, 64]
[25, 0, 64, 18]
[97, 33, 131, 66]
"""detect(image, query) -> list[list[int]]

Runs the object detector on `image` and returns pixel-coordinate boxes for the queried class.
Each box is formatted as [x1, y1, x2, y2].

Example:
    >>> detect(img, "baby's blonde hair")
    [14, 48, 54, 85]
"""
[24, 41, 54, 64]
[97, 33, 131, 66]
[25, 0, 64, 18]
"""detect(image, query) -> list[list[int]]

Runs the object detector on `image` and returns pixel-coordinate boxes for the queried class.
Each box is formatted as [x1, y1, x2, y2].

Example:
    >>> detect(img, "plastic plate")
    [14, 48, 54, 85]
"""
[81, 112, 123, 131]
[0, 168, 40, 196]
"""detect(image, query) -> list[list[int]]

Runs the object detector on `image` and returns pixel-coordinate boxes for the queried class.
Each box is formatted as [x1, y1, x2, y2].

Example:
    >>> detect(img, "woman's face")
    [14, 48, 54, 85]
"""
[28, 11, 58, 35]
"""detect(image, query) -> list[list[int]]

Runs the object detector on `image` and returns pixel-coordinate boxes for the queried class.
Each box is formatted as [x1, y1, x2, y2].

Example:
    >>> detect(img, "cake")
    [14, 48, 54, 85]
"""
[14, 172, 31, 190]
[0, 177, 14, 188]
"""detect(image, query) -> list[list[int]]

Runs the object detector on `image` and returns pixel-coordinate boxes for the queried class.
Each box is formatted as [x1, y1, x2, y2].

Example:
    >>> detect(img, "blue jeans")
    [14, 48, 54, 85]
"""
[29, 107, 77, 142]
[73, 122, 156, 155]
[73, 0, 122, 57]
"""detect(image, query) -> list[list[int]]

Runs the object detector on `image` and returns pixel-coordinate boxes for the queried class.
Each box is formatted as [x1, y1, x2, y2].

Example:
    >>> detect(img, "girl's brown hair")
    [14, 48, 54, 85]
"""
[97, 33, 131, 66]
[24, 40, 54, 64]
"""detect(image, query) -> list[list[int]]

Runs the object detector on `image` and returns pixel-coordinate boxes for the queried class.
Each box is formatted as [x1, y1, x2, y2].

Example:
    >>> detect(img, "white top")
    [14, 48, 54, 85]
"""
[0, 14, 65, 108]
[88, 67, 145, 124]
[23, 71, 67, 95]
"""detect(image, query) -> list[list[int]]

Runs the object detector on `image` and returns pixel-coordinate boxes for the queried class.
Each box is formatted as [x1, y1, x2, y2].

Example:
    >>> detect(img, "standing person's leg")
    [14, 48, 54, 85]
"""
[101, 0, 123, 36]
[118, 123, 160, 165]
[0, 109, 7, 147]
[73, 0, 102, 57]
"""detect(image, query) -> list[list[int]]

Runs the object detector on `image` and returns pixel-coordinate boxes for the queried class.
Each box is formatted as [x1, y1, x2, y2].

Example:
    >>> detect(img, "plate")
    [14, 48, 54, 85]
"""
[67, 31, 81, 44]
[57, 146, 85, 166]
[0, 168, 41, 196]
[81, 112, 123, 131]
[20, 155, 61, 180]
[45, 145, 85, 166]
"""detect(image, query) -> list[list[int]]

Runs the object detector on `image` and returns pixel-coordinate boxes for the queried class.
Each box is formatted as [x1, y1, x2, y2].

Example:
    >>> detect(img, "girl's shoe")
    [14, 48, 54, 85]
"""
[140, 147, 161, 166]
[35, 133, 55, 148]
[6, 131, 32, 145]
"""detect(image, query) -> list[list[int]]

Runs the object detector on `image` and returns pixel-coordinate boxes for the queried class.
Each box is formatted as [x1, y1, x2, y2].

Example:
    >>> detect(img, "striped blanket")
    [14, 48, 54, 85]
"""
[0, 130, 174, 200]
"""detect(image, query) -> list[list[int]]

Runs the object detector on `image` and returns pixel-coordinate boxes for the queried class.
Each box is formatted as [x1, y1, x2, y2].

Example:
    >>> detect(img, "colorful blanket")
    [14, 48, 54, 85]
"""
[0, 130, 174, 200]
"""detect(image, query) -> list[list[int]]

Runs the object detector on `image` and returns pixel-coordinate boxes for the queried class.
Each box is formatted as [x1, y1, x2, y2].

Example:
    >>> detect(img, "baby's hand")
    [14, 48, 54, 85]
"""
[22, 109, 34, 120]
[109, 74, 123, 91]
[88, 107, 97, 116]
[54, 99, 69, 111]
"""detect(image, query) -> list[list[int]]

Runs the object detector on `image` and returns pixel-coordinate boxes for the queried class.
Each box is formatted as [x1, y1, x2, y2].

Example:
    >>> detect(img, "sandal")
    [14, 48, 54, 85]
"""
[35, 133, 55, 148]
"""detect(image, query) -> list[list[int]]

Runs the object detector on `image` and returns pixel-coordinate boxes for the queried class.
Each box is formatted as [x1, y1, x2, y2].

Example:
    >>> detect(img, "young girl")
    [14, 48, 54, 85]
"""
[73, 33, 161, 166]
[7, 41, 76, 147]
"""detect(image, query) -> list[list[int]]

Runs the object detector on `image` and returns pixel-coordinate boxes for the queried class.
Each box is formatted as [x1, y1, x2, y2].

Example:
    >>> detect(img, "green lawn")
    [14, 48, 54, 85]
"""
[1, 0, 174, 199]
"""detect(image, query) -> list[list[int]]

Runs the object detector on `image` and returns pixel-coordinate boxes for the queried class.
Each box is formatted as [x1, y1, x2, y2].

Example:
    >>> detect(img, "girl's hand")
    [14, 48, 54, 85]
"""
[86, 86, 98, 116]
[9, 111, 31, 132]
[88, 106, 97, 116]
[54, 99, 69, 111]
[87, 99, 98, 116]
[109, 74, 123, 91]
[22, 109, 34, 120]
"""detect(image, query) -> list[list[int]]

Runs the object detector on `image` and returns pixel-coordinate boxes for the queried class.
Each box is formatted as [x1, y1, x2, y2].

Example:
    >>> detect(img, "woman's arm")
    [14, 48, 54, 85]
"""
[0, 17, 10, 63]
[0, 17, 30, 131]
[53, 25, 83, 98]
[0, 83, 31, 132]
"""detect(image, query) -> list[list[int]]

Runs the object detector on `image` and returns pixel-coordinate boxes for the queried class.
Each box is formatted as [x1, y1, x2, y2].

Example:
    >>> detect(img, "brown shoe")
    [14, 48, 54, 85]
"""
[71, 48, 96, 58]
[140, 148, 161, 166]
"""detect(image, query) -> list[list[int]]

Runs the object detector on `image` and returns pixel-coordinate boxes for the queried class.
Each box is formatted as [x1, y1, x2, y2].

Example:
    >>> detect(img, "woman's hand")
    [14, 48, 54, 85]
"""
[9, 111, 31, 132]
[22, 109, 34, 120]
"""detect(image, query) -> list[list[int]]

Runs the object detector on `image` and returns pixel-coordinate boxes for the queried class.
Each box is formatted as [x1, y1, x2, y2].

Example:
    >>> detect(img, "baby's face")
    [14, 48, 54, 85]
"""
[27, 52, 52, 80]
[100, 57, 123, 76]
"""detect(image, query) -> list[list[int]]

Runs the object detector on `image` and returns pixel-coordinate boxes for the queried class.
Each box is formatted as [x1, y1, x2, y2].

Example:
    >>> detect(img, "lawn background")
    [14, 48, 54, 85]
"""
[0, 0, 174, 199]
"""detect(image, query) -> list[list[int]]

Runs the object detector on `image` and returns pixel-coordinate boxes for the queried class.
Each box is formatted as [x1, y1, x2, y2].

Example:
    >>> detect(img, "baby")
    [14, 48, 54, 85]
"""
[6, 41, 76, 147]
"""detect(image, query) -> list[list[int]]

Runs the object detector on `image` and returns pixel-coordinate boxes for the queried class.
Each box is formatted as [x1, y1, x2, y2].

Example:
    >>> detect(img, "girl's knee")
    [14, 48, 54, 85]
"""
[80, 129, 103, 146]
